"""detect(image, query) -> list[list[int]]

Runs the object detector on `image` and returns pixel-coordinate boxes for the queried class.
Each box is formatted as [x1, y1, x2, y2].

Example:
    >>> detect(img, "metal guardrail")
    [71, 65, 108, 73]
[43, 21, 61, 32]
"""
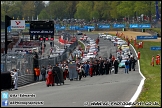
[16, 74, 34, 87]
[1, 40, 78, 87]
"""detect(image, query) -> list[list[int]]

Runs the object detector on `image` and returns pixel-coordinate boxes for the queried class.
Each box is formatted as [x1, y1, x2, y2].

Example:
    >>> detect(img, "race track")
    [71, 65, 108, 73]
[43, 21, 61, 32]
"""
[3, 33, 143, 107]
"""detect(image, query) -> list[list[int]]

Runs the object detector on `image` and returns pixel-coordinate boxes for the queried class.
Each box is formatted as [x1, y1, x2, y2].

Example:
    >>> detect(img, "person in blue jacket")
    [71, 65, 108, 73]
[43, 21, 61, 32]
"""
[84, 61, 90, 77]
[125, 58, 129, 74]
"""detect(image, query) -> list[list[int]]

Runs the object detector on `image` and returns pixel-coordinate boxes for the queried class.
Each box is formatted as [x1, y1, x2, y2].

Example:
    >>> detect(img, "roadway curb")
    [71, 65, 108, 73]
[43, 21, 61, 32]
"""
[18, 81, 43, 89]
[124, 44, 146, 107]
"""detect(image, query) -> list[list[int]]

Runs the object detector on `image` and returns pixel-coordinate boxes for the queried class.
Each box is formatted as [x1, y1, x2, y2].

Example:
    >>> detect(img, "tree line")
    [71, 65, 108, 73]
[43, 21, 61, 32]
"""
[1, 1, 160, 22]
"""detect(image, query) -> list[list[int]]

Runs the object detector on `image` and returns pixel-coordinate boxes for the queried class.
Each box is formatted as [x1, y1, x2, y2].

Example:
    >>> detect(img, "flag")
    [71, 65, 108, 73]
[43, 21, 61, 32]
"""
[155, 1, 160, 21]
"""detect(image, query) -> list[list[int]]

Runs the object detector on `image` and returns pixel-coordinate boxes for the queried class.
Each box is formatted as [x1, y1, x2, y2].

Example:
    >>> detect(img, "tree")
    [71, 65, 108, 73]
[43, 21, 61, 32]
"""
[38, 9, 50, 20]
[34, 1, 46, 19]
[48, 1, 67, 19]
[134, 1, 149, 16]
[22, 1, 35, 20]
[10, 1, 23, 20]
[74, 1, 93, 21]
[1, 9, 5, 21]
[1, 1, 15, 15]
[110, 1, 121, 19]
[117, 1, 135, 18]
[93, 1, 111, 20]
[64, 1, 79, 19]
[133, 1, 156, 21]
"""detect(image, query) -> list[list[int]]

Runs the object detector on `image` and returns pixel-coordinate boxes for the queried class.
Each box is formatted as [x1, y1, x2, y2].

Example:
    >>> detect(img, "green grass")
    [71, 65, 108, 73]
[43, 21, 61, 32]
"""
[151, 28, 161, 34]
[78, 41, 85, 51]
[134, 41, 161, 107]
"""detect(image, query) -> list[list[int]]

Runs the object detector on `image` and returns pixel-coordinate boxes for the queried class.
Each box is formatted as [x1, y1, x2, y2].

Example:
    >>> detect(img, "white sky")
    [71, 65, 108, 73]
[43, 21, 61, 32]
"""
[43, 1, 49, 4]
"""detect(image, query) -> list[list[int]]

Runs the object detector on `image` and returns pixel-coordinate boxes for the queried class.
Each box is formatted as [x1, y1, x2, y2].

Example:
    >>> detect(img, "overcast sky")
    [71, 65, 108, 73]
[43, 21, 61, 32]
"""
[43, 1, 49, 4]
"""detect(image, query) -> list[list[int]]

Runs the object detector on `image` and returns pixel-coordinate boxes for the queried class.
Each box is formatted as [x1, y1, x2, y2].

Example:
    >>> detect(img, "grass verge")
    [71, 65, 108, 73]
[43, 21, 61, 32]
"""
[134, 41, 161, 107]
[78, 40, 85, 51]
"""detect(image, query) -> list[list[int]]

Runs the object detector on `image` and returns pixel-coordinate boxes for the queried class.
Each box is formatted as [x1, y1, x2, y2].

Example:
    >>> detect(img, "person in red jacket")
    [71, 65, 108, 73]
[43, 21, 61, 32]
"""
[157, 54, 160, 65]
[89, 63, 93, 77]
[137, 51, 140, 60]
[63, 65, 68, 80]
[156, 54, 158, 65]
[34, 66, 40, 81]
[46, 66, 54, 87]
[112, 55, 115, 62]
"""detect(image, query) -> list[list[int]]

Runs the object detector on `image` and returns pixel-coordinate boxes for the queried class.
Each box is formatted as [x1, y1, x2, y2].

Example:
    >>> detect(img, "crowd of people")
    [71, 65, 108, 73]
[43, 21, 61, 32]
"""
[30, 51, 138, 87]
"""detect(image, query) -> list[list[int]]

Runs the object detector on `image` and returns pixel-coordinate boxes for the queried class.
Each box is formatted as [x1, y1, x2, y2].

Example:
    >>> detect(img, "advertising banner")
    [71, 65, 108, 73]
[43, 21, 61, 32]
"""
[29, 29, 54, 35]
[136, 35, 157, 40]
[129, 24, 151, 28]
[150, 46, 161, 50]
[79, 28, 87, 30]
[98, 25, 110, 29]
[54, 24, 60, 27]
[55, 26, 66, 30]
[138, 24, 151, 29]
[113, 24, 125, 28]
[87, 26, 95, 30]
[7, 26, 11, 32]
[129, 24, 139, 28]
[25, 23, 30, 28]
[75, 26, 80, 30]
[11, 20, 25, 29]
[70, 26, 76, 30]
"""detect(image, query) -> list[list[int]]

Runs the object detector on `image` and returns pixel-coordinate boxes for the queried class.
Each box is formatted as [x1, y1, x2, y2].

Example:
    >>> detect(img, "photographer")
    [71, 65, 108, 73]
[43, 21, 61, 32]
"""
[11, 69, 18, 90]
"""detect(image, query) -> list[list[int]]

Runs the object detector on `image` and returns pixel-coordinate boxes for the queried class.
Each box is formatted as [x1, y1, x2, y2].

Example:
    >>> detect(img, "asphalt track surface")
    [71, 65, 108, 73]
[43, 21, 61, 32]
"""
[3, 33, 143, 107]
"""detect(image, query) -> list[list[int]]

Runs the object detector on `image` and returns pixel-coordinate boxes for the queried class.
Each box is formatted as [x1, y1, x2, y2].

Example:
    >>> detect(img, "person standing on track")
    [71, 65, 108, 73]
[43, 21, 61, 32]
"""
[112, 55, 115, 62]
[89, 62, 93, 77]
[129, 57, 132, 71]
[114, 59, 119, 74]
[84, 62, 90, 77]
[125, 59, 129, 74]
[104, 60, 108, 75]
[11, 69, 18, 90]
[107, 60, 111, 75]
[41, 66, 46, 81]
[131, 57, 137, 71]
[46, 66, 54, 87]
[96, 60, 100, 75]
[99, 59, 104, 75]
[34, 66, 40, 81]
[77, 64, 82, 80]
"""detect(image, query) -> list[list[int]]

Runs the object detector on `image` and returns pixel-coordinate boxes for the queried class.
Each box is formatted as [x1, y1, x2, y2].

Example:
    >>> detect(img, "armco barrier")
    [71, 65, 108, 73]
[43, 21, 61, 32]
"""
[1, 40, 78, 88]
[16, 74, 34, 87]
